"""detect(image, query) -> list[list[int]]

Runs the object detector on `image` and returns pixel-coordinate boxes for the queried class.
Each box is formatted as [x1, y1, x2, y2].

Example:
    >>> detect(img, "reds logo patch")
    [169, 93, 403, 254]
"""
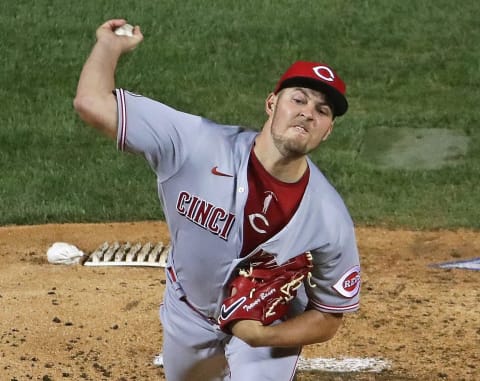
[332, 265, 361, 298]
[313, 65, 335, 82]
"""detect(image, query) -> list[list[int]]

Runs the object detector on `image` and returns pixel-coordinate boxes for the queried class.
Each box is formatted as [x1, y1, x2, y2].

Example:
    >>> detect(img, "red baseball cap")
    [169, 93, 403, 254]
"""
[274, 61, 348, 116]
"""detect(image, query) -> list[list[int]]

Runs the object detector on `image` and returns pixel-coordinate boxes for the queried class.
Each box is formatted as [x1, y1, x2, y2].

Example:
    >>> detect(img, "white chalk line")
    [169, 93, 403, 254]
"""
[153, 354, 390, 372]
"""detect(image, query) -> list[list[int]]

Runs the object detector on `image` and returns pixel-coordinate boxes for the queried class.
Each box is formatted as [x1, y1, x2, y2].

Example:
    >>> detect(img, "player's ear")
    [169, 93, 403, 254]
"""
[265, 93, 276, 116]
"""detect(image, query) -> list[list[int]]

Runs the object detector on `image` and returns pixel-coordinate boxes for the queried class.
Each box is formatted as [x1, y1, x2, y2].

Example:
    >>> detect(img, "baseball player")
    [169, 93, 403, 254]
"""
[74, 19, 361, 381]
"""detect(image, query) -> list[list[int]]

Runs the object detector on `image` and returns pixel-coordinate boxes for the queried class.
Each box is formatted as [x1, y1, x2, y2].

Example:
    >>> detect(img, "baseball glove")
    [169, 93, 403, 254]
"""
[218, 251, 314, 333]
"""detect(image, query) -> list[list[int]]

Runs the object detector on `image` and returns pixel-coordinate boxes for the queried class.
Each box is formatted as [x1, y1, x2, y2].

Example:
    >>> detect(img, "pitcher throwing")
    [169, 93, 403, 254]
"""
[74, 19, 361, 381]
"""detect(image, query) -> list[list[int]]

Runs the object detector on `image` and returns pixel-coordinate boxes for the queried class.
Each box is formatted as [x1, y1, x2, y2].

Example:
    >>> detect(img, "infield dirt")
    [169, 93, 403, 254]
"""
[1, 222, 479, 380]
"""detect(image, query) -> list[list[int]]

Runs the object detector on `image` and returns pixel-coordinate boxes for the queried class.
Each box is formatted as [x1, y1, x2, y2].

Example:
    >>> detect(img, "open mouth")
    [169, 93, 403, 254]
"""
[292, 124, 308, 134]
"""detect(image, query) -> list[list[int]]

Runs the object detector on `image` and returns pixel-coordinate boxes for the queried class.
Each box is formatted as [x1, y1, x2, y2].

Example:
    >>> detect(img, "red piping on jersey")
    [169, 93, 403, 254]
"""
[309, 299, 359, 312]
[167, 265, 218, 325]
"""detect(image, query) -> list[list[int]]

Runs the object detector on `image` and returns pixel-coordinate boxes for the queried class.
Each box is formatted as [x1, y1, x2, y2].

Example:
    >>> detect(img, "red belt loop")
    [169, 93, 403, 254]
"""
[167, 266, 177, 282]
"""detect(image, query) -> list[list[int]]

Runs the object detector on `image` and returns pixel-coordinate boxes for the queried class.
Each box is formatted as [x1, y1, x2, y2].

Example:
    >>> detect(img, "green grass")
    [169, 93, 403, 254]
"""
[1, 0, 479, 229]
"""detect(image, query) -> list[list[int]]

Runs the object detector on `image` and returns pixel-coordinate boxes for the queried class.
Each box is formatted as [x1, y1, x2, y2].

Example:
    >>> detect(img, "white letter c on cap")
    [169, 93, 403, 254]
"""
[313, 66, 335, 82]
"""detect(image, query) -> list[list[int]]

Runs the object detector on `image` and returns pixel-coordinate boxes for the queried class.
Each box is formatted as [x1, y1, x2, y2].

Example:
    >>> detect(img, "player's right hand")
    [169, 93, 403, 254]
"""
[95, 19, 144, 53]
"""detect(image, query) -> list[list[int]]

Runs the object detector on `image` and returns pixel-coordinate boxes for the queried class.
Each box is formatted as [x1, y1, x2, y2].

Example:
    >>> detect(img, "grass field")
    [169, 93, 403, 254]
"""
[1, 0, 479, 229]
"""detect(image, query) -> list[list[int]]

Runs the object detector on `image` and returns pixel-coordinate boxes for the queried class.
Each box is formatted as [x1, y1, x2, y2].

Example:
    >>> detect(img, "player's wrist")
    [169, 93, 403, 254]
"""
[230, 320, 265, 347]
[93, 38, 124, 58]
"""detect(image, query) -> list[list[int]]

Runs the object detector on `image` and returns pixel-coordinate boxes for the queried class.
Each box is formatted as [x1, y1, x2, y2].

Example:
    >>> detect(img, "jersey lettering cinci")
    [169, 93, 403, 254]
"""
[176, 191, 235, 240]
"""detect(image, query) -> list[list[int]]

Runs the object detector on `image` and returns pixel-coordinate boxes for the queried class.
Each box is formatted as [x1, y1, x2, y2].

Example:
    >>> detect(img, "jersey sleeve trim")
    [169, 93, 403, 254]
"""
[308, 299, 359, 313]
[116, 88, 127, 151]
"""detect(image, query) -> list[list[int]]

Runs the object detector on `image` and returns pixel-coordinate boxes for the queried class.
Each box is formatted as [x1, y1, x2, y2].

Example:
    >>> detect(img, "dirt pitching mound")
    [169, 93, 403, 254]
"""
[1, 222, 478, 380]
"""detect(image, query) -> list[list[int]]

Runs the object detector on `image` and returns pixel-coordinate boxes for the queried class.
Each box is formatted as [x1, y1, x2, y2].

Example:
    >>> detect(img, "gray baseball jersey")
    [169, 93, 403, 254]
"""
[115, 89, 360, 321]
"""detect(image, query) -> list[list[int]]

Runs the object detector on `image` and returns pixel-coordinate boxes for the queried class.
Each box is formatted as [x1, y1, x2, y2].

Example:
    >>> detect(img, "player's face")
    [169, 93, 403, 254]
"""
[267, 87, 334, 158]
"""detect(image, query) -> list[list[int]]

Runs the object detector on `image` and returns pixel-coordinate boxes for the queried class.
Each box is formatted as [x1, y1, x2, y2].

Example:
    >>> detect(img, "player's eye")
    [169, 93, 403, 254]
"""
[317, 106, 332, 116]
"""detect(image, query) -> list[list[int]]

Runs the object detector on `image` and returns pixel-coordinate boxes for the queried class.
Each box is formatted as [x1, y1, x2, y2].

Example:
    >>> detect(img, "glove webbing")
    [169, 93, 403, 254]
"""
[240, 252, 313, 280]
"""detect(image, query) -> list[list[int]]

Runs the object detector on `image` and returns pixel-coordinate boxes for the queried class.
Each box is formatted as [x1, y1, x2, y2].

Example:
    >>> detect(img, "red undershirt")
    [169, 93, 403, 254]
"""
[240, 149, 310, 257]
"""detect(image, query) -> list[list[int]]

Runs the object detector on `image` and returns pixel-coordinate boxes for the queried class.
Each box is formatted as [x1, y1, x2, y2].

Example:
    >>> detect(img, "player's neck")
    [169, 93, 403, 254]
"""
[253, 137, 308, 183]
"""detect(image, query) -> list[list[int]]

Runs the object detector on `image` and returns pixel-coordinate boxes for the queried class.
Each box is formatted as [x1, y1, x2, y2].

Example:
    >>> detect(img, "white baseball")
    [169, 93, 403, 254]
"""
[114, 24, 134, 37]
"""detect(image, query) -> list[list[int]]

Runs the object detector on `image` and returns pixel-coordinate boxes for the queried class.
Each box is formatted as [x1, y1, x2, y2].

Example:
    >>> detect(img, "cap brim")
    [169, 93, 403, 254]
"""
[276, 77, 348, 117]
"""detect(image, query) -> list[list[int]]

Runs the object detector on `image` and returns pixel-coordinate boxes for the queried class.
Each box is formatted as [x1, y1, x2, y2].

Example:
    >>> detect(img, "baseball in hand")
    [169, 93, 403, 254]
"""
[114, 24, 134, 37]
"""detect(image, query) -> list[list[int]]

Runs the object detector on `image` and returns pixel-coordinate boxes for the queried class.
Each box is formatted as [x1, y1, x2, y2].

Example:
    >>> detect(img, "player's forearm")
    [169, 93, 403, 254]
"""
[77, 40, 122, 96]
[74, 41, 121, 138]
[232, 310, 343, 348]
